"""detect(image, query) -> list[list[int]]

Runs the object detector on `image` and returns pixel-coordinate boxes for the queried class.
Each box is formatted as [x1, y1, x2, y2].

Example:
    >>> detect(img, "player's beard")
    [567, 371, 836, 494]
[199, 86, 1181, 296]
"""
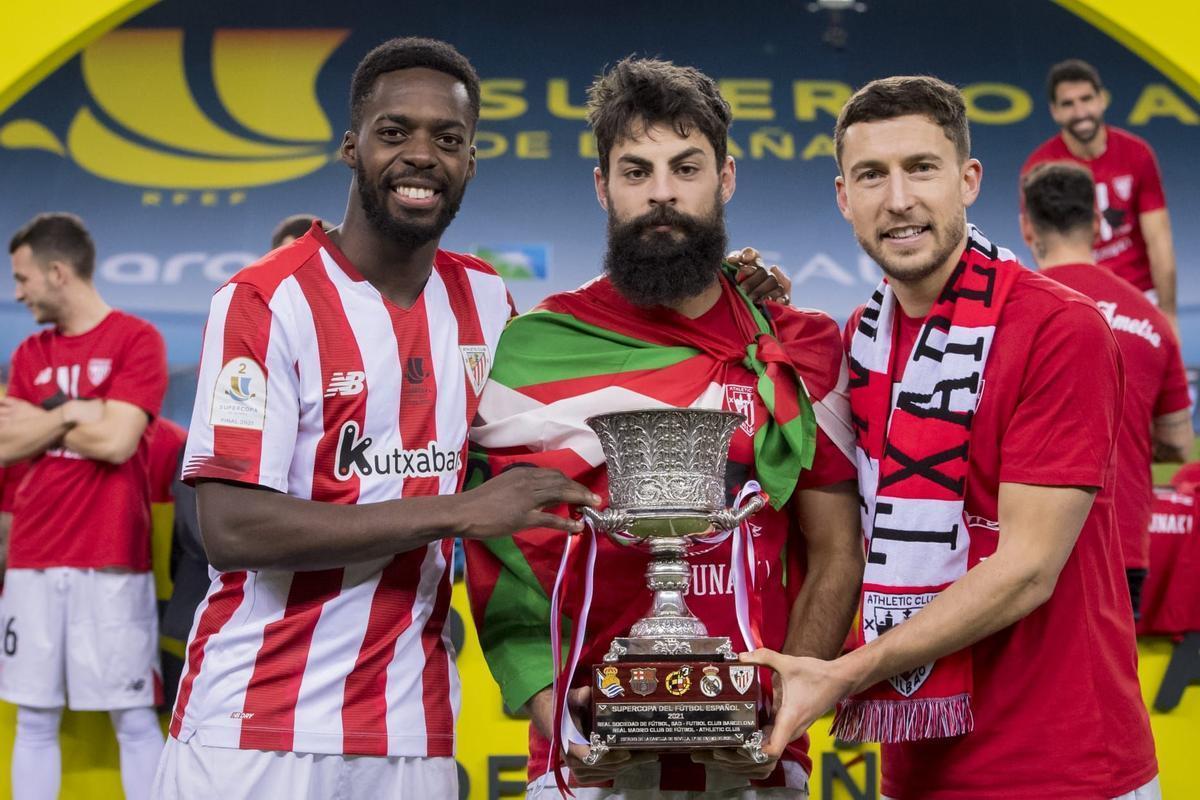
[1064, 114, 1103, 144]
[355, 162, 465, 249]
[603, 195, 728, 308]
[857, 212, 966, 287]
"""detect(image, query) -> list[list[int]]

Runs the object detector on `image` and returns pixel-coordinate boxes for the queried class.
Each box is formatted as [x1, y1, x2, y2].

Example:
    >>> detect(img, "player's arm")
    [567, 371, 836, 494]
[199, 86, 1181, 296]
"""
[196, 467, 598, 572]
[781, 480, 862, 658]
[61, 399, 150, 465]
[1141, 208, 1177, 324]
[0, 396, 100, 464]
[744, 482, 1096, 756]
[1153, 408, 1193, 463]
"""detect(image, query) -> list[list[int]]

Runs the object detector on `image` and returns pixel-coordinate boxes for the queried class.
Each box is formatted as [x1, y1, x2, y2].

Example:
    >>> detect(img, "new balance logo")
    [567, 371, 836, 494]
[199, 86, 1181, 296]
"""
[325, 370, 366, 397]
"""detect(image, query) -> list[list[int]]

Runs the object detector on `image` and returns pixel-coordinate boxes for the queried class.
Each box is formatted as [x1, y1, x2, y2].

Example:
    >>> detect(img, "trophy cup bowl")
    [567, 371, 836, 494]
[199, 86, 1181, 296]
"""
[579, 408, 767, 766]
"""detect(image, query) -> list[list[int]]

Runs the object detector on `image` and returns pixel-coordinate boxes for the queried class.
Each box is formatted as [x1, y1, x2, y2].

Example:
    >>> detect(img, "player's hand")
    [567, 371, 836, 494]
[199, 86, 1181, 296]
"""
[459, 466, 600, 539]
[61, 399, 104, 426]
[738, 648, 855, 758]
[529, 686, 656, 786]
[727, 247, 791, 305]
[690, 743, 778, 780]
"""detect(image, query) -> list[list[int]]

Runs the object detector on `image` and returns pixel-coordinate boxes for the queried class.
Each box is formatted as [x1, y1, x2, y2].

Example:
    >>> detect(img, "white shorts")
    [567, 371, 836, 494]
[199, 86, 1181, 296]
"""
[0, 567, 160, 710]
[882, 775, 1160, 800]
[152, 736, 458, 800]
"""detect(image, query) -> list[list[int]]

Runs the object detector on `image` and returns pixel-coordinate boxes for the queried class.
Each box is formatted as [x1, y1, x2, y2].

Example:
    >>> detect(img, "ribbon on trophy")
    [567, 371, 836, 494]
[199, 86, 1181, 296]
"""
[546, 480, 768, 794]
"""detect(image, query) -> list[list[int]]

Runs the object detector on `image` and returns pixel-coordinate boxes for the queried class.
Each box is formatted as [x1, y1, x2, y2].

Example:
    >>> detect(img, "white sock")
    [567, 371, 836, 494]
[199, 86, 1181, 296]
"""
[12, 706, 63, 800]
[110, 707, 164, 800]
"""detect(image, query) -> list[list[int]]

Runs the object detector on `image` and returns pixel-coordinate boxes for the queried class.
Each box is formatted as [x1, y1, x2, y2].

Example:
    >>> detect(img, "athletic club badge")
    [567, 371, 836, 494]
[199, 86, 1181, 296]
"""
[87, 358, 112, 386]
[596, 665, 625, 698]
[665, 667, 692, 696]
[728, 665, 754, 695]
[1112, 174, 1133, 202]
[863, 590, 938, 696]
[699, 666, 723, 697]
[725, 384, 756, 435]
[630, 667, 657, 696]
[459, 345, 490, 396]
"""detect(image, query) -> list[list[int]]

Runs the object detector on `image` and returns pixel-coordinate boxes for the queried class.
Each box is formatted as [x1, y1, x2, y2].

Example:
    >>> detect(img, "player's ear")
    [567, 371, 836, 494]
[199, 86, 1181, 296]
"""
[339, 131, 357, 168]
[594, 167, 609, 212]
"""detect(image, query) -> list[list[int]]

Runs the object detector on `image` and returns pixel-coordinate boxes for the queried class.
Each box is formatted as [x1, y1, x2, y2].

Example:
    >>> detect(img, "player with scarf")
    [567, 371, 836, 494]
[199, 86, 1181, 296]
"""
[464, 58, 862, 798]
[741, 77, 1159, 799]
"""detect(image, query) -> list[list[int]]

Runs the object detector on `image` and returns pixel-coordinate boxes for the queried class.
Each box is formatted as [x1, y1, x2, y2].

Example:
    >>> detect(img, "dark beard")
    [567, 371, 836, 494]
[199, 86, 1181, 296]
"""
[355, 162, 465, 249]
[858, 213, 966, 287]
[603, 200, 728, 308]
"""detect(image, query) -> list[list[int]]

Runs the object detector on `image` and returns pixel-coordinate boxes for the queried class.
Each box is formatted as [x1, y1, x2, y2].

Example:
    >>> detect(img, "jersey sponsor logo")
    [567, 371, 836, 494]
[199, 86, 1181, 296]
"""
[630, 667, 657, 696]
[210, 357, 267, 430]
[324, 370, 366, 397]
[597, 666, 625, 698]
[87, 358, 112, 386]
[333, 420, 462, 481]
[34, 366, 52, 385]
[665, 667, 692, 696]
[460, 345, 490, 396]
[1094, 300, 1163, 348]
[726, 384, 756, 435]
[863, 590, 938, 696]
[729, 665, 754, 695]
[699, 666, 723, 697]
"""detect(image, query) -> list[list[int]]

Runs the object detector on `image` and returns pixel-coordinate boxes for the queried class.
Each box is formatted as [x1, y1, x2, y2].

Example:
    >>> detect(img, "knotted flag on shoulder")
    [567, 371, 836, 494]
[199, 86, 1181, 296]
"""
[834, 225, 1022, 743]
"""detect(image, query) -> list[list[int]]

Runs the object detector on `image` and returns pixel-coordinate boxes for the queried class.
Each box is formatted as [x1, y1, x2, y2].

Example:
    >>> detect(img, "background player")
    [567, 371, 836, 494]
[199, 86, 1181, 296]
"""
[1021, 160, 1193, 618]
[0, 212, 168, 800]
[1022, 59, 1179, 327]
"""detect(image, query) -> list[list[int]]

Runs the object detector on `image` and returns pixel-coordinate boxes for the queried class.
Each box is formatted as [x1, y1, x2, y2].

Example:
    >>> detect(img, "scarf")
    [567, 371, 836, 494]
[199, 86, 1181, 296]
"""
[833, 226, 1021, 742]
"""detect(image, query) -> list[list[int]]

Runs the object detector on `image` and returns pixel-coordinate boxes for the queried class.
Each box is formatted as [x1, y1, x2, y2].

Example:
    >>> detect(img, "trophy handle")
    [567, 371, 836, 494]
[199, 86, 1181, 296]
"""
[709, 493, 766, 531]
[742, 730, 769, 764]
[580, 506, 636, 544]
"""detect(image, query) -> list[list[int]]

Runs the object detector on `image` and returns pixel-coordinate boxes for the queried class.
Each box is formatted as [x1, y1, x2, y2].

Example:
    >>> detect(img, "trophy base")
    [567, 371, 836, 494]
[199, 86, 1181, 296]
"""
[586, 646, 766, 766]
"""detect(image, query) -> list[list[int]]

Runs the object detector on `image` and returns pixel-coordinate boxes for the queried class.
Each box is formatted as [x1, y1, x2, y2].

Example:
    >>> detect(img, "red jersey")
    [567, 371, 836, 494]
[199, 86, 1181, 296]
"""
[0, 462, 26, 513]
[1137, 487, 1200, 635]
[1043, 263, 1190, 568]
[848, 269, 1155, 799]
[6, 311, 167, 571]
[146, 417, 187, 504]
[1022, 127, 1167, 291]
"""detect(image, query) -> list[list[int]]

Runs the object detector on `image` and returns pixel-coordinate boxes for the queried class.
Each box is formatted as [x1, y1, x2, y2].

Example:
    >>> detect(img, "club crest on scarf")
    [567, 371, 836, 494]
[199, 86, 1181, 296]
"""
[864, 590, 938, 696]
[725, 384, 756, 435]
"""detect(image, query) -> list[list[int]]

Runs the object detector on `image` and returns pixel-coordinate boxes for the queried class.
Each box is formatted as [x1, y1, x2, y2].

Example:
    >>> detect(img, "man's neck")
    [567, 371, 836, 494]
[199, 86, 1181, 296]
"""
[890, 237, 968, 318]
[1062, 124, 1107, 160]
[329, 205, 440, 309]
[666, 275, 723, 319]
[1035, 236, 1094, 271]
[56, 287, 111, 336]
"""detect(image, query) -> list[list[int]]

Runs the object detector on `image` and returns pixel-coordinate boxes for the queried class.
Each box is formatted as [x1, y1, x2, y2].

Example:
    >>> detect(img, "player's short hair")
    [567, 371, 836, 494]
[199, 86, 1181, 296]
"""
[8, 212, 95, 280]
[1046, 59, 1103, 103]
[1022, 162, 1096, 236]
[349, 37, 481, 131]
[271, 214, 319, 249]
[587, 57, 733, 178]
[834, 76, 970, 169]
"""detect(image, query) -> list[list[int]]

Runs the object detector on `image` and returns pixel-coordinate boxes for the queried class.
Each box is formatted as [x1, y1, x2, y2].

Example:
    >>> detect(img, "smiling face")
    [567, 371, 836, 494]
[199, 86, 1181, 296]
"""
[342, 67, 476, 249]
[594, 120, 735, 306]
[835, 114, 980, 288]
[1050, 79, 1107, 145]
[11, 244, 62, 325]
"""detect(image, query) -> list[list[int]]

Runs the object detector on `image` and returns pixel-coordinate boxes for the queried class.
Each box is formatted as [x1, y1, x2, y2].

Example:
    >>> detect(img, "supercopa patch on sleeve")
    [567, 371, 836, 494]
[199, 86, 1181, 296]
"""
[210, 356, 268, 430]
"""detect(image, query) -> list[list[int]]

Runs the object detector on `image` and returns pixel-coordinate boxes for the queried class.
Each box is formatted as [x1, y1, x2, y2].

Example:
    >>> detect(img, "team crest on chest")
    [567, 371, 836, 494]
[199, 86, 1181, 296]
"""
[725, 384, 756, 435]
[87, 358, 112, 386]
[1112, 175, 1133, 202]
[459, 345, 490, 396]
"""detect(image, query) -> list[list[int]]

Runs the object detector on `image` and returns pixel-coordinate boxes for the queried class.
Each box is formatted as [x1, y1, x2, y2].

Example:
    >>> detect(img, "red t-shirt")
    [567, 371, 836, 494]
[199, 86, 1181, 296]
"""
[0, 462, 26, 513]
[6, 311, 168, 571]
[526, 291, 857, 790]
[1022, 127, 1167, 291]
[1137, 487, 1200, 635]
[1043, 263, 1190, 568]
[146, 417, 187, 504]
[850, 269, 1156, 799]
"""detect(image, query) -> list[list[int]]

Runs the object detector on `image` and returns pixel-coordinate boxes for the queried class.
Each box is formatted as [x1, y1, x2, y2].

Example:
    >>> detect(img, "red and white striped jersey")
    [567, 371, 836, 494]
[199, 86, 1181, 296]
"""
[173, 223, 512, 757]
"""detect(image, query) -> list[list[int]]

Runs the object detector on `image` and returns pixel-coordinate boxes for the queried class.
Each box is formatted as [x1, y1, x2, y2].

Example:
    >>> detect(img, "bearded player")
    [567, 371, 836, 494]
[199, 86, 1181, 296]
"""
[1022, 59, 1179, 327]
[465, 58, 862, 798]
[153, 38, 597, 799]
[1021, 161, 1192, 620]
[743, 76, 1158, 799]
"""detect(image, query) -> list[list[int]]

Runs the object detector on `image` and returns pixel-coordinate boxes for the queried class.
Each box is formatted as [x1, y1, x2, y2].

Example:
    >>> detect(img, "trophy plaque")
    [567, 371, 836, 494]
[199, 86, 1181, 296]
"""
[580, 408, 768, 765]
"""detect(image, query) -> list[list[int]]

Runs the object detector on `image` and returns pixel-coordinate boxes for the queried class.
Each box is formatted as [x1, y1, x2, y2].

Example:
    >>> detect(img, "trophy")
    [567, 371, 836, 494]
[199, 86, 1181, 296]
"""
[579, 408, 768, 765]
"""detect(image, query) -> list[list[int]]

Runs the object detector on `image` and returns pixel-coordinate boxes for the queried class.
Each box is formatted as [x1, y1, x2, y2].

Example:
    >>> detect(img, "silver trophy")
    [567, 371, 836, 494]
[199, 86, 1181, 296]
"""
[579, 408, 767, 765]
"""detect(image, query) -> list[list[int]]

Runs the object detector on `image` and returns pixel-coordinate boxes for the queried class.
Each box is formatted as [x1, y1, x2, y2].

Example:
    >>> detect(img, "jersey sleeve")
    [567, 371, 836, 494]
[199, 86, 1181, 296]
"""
[182, 282, 299, 492]
[999, 301, 1123, 488]
[1136, 142, 1167, 214]
[1154, 326, 1191, 417]
[5, 343, 35, 403]
[107, 321, 167, 418]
